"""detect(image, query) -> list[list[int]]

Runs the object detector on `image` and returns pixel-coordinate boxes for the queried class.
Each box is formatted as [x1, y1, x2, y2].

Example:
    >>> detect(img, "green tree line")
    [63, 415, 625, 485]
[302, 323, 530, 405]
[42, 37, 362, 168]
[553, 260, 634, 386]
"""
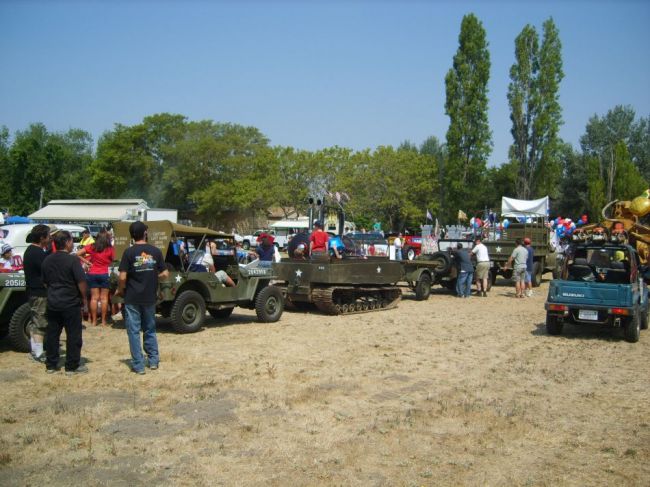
[1, 14, 648, 230]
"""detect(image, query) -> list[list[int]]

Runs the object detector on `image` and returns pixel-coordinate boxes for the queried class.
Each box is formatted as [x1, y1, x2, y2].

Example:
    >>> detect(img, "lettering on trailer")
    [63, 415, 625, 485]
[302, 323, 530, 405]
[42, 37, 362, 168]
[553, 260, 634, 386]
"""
[562, 292, 585, 298]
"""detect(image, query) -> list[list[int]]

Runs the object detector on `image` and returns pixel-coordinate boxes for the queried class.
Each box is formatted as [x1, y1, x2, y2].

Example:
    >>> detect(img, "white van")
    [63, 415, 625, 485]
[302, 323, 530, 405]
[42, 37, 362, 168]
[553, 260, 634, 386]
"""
[0, 223, 88, 258]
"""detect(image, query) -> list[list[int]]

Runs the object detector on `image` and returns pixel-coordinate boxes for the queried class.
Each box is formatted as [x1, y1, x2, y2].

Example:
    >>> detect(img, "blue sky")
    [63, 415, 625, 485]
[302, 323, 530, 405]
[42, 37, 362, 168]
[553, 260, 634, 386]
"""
[1, 0, 648, 166]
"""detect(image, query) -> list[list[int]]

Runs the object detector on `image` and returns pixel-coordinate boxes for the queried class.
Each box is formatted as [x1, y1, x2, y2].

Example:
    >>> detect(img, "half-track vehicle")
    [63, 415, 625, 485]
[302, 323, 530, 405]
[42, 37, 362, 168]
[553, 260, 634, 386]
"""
[274, 257, 403, 315]
[0, 272, 30, 352]
[544, 237, 649, 343]
[112, 221, 284, 333]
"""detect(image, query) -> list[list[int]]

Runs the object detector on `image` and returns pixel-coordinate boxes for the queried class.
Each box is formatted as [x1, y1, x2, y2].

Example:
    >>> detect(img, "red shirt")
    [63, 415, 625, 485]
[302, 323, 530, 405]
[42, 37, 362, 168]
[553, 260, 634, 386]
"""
[309, 230, 329, 253]
[84, 244, 115, 275]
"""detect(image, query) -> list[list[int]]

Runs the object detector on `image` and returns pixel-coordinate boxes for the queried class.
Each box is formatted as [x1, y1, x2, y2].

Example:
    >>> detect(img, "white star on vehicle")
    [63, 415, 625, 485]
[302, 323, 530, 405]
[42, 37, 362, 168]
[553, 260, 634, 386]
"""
[295, 269, 302, 277]
[496, 246, 502, 253]
[376, 266, 382, 273]
[175, 275, 183, 283]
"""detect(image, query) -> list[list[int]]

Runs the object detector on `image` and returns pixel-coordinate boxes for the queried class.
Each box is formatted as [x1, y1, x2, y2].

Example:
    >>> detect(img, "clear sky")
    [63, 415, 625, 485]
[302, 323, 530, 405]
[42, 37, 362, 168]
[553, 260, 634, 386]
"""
[1, 0, 648, 166]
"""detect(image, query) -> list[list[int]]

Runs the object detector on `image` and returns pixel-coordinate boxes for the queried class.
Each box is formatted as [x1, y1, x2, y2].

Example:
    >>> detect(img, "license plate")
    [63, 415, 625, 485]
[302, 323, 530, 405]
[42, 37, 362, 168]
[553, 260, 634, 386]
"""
[579, 309, 598, 321]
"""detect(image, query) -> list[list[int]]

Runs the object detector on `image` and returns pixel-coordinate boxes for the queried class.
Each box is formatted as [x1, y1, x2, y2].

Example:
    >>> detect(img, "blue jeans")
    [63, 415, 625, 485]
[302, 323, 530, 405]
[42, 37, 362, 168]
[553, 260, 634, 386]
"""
[457, 271, 473, 297]
[124, 304, 158, 372]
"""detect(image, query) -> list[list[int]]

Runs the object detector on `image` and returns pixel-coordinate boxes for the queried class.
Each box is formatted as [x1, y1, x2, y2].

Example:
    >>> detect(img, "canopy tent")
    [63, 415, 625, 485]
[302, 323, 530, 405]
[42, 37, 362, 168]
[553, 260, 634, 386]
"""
[501, 196, 549, 218]
[29, 199, 149, 222]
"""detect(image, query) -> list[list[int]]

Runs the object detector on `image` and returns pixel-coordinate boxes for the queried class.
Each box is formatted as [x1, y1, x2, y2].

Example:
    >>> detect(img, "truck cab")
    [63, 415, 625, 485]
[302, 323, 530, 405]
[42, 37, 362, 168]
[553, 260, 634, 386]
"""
[544, 240, 649, 342]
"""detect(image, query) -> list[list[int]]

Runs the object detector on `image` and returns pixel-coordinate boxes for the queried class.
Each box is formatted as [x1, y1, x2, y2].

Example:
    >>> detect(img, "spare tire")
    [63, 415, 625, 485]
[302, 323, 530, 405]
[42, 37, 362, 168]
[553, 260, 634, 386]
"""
[429, 251, 452, 275]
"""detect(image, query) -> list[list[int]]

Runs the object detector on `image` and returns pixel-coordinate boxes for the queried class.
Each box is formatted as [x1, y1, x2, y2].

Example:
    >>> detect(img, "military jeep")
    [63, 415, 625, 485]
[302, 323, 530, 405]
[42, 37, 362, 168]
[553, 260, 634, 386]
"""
[112, 221, 284, 334]
[0, 272, 31, 352]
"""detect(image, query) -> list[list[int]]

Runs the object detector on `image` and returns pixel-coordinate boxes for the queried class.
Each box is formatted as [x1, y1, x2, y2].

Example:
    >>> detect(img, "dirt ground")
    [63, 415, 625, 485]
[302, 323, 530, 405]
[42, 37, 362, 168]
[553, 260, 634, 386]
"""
[0, 278, 648, 486]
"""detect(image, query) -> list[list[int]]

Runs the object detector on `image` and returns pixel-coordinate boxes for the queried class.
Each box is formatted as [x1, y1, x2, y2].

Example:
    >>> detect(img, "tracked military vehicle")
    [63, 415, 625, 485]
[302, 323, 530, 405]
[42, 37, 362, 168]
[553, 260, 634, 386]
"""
[275, 257, 402, 315]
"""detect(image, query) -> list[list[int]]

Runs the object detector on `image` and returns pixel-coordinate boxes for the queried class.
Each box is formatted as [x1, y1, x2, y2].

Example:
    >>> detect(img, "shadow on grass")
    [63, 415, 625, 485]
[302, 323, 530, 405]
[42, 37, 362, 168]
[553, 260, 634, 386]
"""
[531, 321, 624, 342]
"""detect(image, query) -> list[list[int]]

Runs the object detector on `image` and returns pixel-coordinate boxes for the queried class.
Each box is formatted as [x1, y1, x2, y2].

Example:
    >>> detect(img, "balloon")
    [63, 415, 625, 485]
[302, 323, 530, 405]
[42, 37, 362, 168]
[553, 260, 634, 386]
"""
[581, 214, 588, 223]
[576, 220, 583, 227]
[503, 219, 510, 229]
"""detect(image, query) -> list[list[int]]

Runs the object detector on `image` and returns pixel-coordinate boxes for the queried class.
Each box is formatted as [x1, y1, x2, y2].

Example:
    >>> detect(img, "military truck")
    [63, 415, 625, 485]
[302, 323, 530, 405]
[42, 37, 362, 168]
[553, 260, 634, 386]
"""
[482, 219, 559, 287]
[0, 273, 31, 352]
[112, 221, 284, 333]
[545, 238, 649, 342]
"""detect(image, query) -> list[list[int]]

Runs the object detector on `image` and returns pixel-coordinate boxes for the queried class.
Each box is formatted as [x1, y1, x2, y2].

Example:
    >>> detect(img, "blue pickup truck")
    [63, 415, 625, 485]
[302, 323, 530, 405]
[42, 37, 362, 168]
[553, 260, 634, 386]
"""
[545, 242, 649, 342]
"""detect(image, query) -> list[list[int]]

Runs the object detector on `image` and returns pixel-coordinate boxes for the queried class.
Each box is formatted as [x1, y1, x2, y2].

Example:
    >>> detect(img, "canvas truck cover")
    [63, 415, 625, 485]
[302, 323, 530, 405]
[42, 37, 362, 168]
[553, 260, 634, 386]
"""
[501, 196, 549, 218]
[112, 220, 232, 260]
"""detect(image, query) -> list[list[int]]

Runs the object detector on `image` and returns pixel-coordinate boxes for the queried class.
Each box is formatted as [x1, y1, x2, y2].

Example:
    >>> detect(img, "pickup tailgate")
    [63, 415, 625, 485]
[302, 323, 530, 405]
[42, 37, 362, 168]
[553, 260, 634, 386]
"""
[548, 280, 632, 308]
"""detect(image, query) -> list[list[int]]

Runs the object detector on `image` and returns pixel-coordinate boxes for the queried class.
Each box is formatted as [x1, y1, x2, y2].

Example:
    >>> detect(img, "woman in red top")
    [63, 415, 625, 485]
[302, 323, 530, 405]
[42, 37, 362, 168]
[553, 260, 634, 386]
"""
[77, 230, 115, 326]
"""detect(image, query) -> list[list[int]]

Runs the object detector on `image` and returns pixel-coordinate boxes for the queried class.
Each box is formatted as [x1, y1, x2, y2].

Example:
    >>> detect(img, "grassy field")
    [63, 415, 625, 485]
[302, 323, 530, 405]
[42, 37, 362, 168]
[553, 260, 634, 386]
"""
[0, 280, 648, 486]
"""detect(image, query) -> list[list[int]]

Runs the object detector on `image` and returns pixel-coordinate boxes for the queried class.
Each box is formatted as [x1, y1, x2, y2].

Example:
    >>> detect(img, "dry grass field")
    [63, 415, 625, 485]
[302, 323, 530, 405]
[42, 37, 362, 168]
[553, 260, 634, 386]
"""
[0, 280, 648, 486]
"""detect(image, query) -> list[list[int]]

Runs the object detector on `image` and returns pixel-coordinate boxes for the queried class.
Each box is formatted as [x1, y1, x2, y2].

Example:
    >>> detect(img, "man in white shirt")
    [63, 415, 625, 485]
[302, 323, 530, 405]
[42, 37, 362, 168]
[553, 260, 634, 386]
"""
[472, 237, 490, 297]
[393, 233, 403, 261]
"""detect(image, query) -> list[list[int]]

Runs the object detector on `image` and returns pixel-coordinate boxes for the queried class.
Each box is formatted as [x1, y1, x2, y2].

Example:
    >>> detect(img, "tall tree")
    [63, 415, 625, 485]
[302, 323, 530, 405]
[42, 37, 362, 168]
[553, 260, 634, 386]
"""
[0, 127, 11, 208]
[444, 13, 492, 221]
[508, 18, 564, 199]
[580, 105, 637, 202]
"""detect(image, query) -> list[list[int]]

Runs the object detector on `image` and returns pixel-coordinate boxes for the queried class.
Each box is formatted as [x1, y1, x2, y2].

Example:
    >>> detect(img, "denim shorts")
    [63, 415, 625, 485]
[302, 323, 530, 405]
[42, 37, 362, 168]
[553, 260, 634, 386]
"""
[87, 273, 110, 289]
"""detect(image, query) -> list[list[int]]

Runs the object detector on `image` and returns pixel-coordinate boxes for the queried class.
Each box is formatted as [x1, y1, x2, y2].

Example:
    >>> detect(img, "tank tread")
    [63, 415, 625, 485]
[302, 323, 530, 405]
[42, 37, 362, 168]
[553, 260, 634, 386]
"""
[312, 286, 401, 315]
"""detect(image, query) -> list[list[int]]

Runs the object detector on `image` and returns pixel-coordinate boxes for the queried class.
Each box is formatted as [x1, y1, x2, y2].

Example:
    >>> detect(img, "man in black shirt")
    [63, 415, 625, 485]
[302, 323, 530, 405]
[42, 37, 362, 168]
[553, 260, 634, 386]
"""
[23, 224, 54, 362]
[116, 221, 168, 374]
[42, 231, 88, 375]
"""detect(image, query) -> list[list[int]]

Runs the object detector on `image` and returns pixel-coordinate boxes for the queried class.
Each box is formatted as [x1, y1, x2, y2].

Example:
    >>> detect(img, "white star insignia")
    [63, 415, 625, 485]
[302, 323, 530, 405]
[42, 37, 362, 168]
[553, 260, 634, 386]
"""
[295, 269, 302, 277]
[175, 275, 183, 283]
[496, 246, 502, 253]
[376, 266, 382, 273]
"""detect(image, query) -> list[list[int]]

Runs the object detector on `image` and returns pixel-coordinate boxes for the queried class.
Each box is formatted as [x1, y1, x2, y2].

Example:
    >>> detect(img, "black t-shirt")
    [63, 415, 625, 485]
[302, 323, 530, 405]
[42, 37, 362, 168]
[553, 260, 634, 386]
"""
[41, 251, 86, 311]
[23, 244, 48, 298]
[119, 243, 165, 305]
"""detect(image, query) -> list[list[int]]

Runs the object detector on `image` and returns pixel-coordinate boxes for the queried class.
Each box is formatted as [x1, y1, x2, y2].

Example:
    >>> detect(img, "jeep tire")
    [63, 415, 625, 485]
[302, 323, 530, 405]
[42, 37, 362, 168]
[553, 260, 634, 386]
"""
[414, 273, 432, 301]
[170, 290, 206, 333]
[624, 311, 641, 343]
[255, 286, 284, 322]
[546, 313, 563, 336]
[430, 252, 452, 275]
[9, 302, 32, 353]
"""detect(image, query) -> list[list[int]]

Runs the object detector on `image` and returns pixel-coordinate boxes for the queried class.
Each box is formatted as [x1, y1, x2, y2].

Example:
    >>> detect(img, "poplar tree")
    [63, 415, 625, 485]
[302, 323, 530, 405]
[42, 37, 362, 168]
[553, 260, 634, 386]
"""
[508, 18, 564, 199]
[444, 13, 492, 219]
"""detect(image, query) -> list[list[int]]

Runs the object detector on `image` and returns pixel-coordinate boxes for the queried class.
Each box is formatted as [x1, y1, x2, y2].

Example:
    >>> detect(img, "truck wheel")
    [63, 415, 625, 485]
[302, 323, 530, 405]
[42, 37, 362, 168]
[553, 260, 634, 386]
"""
[486, 270, 493, 292]
[170, 291, 206, 333]
[255, 286, 284, 322]
[403, 246, 415, 261]
[490, 269, 497, 286]
[243, 240, 250, 250]
[532, 261, 543, 287]
[624, 312, 641, 343]
[209, 307, 234, 319]
[430, 252, 452, 274]
[414, 274, 432, 301]
[8, 302, 32, 353]
[546, 313, 563, 336]
[641, 302, 649, 330]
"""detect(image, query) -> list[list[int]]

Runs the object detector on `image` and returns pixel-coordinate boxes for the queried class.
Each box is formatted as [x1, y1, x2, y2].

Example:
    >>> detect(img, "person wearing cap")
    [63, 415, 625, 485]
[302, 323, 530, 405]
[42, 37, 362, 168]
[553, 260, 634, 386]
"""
[309, 220, 329, 259]
[23, 224, 55, 362]
[115, 221, 168, 375]
[524, 237, 535, 297]
[0, 243, 14, 269]
[41, 230, 89, 375]
[471, 237, 490, 297]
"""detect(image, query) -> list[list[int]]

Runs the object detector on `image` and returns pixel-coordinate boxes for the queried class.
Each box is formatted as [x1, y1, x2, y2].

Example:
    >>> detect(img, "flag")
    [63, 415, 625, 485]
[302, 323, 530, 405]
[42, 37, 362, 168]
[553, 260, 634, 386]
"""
[458, 210, 468, 221]
[426, 209, 433, 221]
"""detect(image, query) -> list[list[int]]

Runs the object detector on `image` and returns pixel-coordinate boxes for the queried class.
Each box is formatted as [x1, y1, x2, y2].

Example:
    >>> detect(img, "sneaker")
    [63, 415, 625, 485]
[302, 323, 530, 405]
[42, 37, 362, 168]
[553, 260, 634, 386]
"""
[133, 368, 146, 375]
[482, 291, 487, 297]
[29, 353, 46, 364]
[149, 364, 158, 371]
[65, 365, 89, 376]
[46, 367, 60, 374]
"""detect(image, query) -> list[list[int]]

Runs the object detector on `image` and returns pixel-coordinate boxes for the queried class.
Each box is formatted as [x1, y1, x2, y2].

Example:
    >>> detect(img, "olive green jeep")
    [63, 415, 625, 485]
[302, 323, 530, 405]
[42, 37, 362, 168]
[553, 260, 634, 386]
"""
[111, 220, 284, 333]
[0, 272, 31, 352]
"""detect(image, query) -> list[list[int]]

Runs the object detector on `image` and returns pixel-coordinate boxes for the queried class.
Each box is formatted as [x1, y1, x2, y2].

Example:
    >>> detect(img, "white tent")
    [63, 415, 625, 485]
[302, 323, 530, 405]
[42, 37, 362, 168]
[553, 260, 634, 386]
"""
[501, 196, 549, 218]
